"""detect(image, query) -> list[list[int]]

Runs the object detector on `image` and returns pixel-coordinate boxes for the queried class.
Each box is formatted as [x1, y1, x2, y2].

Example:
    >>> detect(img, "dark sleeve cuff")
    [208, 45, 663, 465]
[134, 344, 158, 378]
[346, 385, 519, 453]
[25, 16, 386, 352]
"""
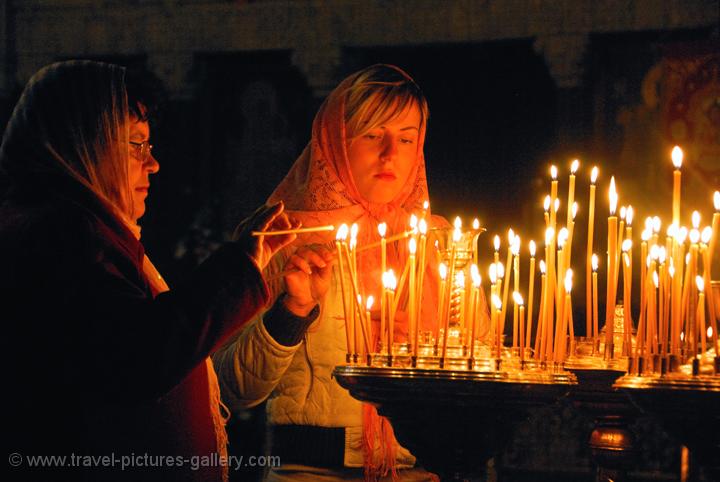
[263, 294, 320, 346]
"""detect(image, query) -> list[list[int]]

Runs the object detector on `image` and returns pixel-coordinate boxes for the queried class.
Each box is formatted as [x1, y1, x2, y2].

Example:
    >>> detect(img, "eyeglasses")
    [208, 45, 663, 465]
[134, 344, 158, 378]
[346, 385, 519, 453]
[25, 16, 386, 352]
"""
[129, 141, 153, 163]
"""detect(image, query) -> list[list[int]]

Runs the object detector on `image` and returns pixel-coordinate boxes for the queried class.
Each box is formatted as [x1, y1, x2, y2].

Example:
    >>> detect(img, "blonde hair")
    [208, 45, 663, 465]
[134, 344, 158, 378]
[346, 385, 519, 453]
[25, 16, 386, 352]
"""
[344, 64, 428, 142]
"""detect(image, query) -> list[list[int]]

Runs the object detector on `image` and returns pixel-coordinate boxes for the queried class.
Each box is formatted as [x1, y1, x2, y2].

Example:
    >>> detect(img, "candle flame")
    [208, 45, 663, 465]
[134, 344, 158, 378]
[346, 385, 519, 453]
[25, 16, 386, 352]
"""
[620, 206, 627, 220]
[513, 291, 524, 306]
[696, 275, 704, 292]
[349, 238, 357, 251]
[557, 228, 568, 248]
[659, 246, 667, 264]
[454, 216, 462, 230]
[511, 236, 520, 256]
[439, 263, 447, 280]
[382, 269, 397, 291]
[419, 218, 428, 235]
[409, 237, 417, 254]
[701, 226, 712, 244]
[609, 176, 618, 215]
[592, 254, 599, 271]
[543, 195, 551, 212]
[508, 228, 515, 243]
[550, 165, 558, 180]
[642, 229, 651, 242]
[669, 263, 675, 278]
[539, 259, 547, 274]
[350, 223, 359, 240]
[336, 223, 349, 241]
[652, 216, 661, 233]
[489, 263, 497, 284]
[645, 217, 653, 231]
[545, 227, 555, 245]
[497, 262, 505, 279]
[492, 293, 502, 311]
[494, 235, 501, 251]
[685, 252, 690, 265]
[690, 229, 700, 244]
[554, 198, 560, 212]
[653, 271, 659, 288]
[624, 253, 631, 268]
[650, 244, 660, 260]
[708, 327, 713, 339]
[678, 227, 688, 244]
[377, 222, 387, 238]
[692, 211, 700, 229]
[571, 159, 580, 174]
[622, 239, 633, 252]
[410, 214, 418, 229]
[591, 166, 599, 184]
[715, 191, 720, 211]
[671, 146, 683, 169]
[564, 269, 573, 293]
[472, 218, 480, 230]
[423, 200, 429, 210]
[626, 206, 634, 226]
[529, 240, 537, 257]
[366, 295, 374, 311]
[572, 202, 578, 220]
[681, 331, 685, 342]
[667, 223, 678, 238]
[453, 227, 462, 242]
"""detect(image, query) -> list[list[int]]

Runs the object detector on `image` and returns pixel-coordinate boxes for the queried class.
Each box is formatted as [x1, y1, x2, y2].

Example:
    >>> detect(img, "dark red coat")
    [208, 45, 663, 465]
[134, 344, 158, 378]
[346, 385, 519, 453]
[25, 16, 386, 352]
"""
[1, 185, 268, 481]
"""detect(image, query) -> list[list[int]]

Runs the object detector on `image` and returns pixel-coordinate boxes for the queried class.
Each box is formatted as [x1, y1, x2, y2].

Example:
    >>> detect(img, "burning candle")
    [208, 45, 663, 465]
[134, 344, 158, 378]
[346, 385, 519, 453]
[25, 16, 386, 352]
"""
[556, 269, 573, 362]
[697, 276, 706, 354]
[544, 227, 556, 360]
[512, 235, 521, 349]
[437, 263, 448, 350]
[335, 224, 352, 359]
[408, 237, 418, 356]
[622, 240, 633, 355]
[365, 296, 374, 362]
[378, 222, 387, 349]
[527, 241, 537, 346]
[544, 195, 551, 228]
[469, 265, 481, 360]
[494, 234, 501, 266]
[672, 146, 683, 226]
[605, 177, 619, 359]
[535, 260, 547, 358]
[592, 254, 599, 342]
[567, 159, 580, 228]
[700, 227, 717, 346]
[500, 228, 514, 330]
[513, 291, 525, 359]
[417, 219, 428, 320]
[550, 165, 559, 233]
[383, 269, 397, 359]
[586, 166, 598, 340]
[492, 294, 503, 361]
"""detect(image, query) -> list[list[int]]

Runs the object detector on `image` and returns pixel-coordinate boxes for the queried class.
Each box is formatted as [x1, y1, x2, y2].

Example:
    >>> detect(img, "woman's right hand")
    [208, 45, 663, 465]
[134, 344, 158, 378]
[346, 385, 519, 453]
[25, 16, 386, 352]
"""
[233, 201, 297, 270]
[283, 245, 335, 317]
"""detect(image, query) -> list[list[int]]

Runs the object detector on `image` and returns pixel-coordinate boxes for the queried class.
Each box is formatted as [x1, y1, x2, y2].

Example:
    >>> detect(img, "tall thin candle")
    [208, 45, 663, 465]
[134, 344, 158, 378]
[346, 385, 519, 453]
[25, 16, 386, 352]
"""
[605, 177, 619, 359]
[587, 167, 599, 338]
[527, 241, 537, 346]
[672, 146, 683, 226]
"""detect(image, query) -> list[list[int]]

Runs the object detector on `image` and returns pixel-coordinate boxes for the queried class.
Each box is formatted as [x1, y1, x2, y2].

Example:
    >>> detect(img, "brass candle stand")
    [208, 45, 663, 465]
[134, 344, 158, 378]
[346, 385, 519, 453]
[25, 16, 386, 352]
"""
[333, 364, 576, 481]
[614, 352, 720, 481]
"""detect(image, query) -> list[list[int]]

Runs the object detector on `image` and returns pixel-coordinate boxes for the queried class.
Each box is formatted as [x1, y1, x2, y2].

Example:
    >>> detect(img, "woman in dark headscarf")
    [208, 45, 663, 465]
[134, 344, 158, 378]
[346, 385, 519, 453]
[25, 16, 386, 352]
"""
[0, 60, 294, 482]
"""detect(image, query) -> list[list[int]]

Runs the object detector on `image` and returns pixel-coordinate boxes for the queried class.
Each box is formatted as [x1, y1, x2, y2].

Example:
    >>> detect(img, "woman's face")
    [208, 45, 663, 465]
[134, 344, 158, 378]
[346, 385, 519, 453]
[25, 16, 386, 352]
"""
[346, 102, 421, 204]
[127, 116, 159, 221]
